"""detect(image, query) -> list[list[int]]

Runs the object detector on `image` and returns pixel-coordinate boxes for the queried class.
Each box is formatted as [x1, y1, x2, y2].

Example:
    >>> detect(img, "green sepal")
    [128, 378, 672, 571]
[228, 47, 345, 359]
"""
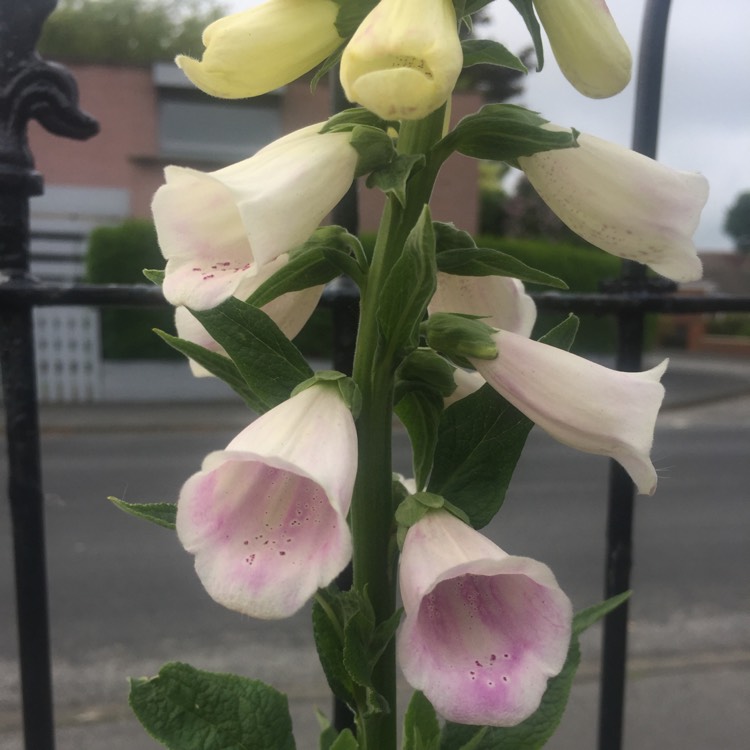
[427, 315, 578, 528]
[367, 153, 425, 207]
[395, 348, 457, 402]
[108, 497, 176, 530]
[377, 206, 437, 358]
[395, 389, 443, 491]
[350, 124, 397, 178]
[129, 662, 296, 750]
[438, 104, 577, 162]
[191, 298, 313, 413]
[439, 593, 631, 750]
[403, 691, 440, 750]
[507, 0, 544, 71]
[321, 107, 395, 135]
[247, 226, 364, 309]
[291, 371, 362, 419]
[311, 43, 345, 93]
[460, 0, 495, 17]
[143, 268, 164, 285]
[330, 729, 359, 750]
[423, 313, 498, 362]
[461, 39, 527, 73]
[153, 328, 267, 413]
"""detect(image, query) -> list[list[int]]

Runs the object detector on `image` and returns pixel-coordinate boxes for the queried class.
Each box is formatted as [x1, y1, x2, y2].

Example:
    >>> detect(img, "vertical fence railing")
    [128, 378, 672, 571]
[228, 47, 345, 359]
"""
[1, 2, 749, 750]
[598, 2, 672, 748]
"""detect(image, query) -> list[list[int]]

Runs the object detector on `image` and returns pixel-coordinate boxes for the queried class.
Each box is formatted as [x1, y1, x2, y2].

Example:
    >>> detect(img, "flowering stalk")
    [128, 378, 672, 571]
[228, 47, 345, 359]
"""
[348, 106, 447, 749]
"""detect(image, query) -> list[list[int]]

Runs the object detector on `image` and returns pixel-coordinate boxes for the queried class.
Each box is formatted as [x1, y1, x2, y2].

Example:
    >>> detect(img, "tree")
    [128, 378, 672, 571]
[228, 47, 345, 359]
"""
[38, 0, 226, 66]
[724, 190, 750, 254]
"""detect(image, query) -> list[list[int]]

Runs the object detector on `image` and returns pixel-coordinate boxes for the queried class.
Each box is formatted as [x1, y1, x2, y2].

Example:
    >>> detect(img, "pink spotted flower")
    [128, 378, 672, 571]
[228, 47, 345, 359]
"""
[175, 383, 357, 619]
[397, 510, 572, 726]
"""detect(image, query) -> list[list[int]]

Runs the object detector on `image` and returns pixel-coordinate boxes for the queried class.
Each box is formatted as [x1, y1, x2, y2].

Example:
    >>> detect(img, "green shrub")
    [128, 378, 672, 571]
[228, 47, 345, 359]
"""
[85, 219, 179, 360]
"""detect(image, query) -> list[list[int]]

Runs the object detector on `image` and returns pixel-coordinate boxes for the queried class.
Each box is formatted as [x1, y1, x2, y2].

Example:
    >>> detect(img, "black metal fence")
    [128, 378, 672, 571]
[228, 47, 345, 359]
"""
[2, 1, 749, 749]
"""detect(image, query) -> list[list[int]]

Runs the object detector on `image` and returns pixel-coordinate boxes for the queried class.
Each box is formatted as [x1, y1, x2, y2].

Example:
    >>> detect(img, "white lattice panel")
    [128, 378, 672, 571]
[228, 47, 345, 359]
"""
[33, 307, 102, 403]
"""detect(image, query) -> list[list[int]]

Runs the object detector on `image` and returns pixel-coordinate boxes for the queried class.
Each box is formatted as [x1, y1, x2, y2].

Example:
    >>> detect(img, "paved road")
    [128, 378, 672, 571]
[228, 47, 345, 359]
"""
[1, 353, 748, 749]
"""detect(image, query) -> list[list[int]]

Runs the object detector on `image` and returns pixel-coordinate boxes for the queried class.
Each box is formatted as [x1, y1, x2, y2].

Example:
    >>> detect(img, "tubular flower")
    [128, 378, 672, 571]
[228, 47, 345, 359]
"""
[518, 130, 709, 283]
[152, 124, 358, 310]
[175, 384, 357, 619]
[533, 0, 632, 98]
[397, 510, 572, 726]
[471, 330, 667, 495]
[430, 273, 537, 338]
[340, 0, 463, 120]
[176, 0, 342, 99]
[174, 256, 323, 377]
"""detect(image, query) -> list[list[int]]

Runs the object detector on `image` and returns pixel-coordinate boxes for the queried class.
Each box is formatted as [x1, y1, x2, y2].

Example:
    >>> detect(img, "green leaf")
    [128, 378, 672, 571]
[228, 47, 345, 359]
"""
[311, 43, 345, 92]
[367, 154, 425, 207]
[539, 314, 579, 350]
[377, 206, 437, 357]
[461, 39, 527, 73]
[312, 594, 358, 712]
[433, 222, 566, 288]
[332, 0, 379, 37]
[507, 0, 544, 70]
[436, 247, 567, 289]
[109, 497, 176, 530]
[143, 268, 165, 285]
[192, 298, 313, 413]
[247, 226, 360, 309]
[440, 639, 581, 750]
[403, 691, 440, 750]
[439, 104, 576, 162]
[395, 389, 444, 491]
[129, 662, 295, 750]
[428, 316, 578, 528]
[427, 384, 533, 528]
[154, 329, 267, 413]
[574, 591, 632, 636]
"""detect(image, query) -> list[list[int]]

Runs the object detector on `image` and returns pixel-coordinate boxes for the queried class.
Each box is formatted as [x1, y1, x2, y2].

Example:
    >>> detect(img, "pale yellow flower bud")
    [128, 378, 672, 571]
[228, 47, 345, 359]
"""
[533, 0, 632, 98]
[176, 0, 342, 98]
[340, 0, 463, 120]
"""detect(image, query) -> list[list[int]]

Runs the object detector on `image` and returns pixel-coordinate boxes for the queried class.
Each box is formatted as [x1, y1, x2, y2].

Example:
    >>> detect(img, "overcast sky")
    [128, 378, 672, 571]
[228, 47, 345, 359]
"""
[226, 1, 750, 250]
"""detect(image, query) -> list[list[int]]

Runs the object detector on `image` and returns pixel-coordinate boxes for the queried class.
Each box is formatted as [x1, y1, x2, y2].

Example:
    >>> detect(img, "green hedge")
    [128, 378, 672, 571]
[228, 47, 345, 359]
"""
[86, 221, 651, 360]
[85, 219, 180, 360]
[475, 235, 622, 352]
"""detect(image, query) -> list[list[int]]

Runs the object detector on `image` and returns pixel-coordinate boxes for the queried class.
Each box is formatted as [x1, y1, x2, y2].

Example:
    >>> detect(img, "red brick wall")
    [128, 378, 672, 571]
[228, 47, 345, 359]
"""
[29, 64, 480, 232]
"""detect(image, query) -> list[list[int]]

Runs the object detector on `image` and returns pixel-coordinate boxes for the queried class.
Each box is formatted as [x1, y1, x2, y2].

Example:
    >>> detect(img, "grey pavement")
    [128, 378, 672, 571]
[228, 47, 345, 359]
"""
[1, 348, 748, 749]
[32, 349, 750, 433]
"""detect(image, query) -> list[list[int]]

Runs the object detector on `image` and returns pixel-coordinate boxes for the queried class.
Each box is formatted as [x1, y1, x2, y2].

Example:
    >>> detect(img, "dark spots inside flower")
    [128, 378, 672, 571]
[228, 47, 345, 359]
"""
[503, 653, 510, 659]
[502, 676, 509, 682]
[202, 274, 215, 280]
[475, 660, 483, 667]
[487, 680, 494, 687]
[279, 551, 286, 556]
[243, 540, 249, 545]
[490, 654, 496, 662]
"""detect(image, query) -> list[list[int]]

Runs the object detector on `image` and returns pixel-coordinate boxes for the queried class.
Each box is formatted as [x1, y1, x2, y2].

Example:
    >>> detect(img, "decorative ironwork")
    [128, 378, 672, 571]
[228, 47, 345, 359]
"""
[0, 2, 98, 749]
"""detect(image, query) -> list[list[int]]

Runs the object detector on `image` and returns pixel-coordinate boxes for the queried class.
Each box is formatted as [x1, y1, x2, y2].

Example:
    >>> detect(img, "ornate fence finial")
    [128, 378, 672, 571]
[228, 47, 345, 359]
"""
[0, 0, 99, 193]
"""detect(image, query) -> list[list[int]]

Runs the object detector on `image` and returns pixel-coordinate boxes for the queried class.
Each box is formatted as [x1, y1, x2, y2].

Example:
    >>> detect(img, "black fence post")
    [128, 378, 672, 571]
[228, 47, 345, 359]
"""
[598, 2, 673, 748]
[0, 2, 98, 748]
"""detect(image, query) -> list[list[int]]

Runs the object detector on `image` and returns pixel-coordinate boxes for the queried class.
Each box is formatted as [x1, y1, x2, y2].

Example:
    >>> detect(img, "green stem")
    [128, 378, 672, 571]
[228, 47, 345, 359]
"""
[348, 104, 448, 750]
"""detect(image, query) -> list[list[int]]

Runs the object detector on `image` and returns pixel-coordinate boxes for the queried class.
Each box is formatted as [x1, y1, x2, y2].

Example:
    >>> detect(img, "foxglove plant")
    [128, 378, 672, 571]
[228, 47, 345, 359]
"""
[117, 2, 708, 748]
